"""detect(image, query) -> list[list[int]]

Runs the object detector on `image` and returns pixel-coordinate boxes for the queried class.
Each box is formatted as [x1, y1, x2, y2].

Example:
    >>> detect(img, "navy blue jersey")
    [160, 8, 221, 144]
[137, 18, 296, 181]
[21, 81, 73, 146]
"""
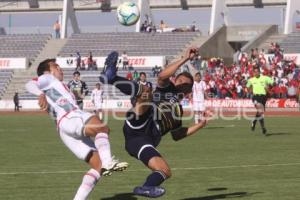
[153, 82, 183, 135]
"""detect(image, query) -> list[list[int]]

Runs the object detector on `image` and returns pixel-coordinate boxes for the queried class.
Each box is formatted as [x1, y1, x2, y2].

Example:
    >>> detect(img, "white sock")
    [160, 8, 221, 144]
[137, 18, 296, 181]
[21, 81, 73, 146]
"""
[98, 112, 103, 120]
[194, 114, 199, 123]
[94, 133, 112, 168]
[74, 169, 100, 200]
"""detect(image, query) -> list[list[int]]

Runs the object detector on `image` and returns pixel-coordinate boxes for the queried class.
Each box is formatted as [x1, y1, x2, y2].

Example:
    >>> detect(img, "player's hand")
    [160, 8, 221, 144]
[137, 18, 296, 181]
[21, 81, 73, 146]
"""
[38, 93, 48, 111]
[184, 47, 198, 60]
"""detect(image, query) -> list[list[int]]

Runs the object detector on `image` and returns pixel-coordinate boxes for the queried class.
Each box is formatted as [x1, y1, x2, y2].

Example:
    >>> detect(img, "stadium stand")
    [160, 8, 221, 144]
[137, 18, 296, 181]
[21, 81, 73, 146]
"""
[59, 32, 203, 57]
[0, 34, 51, 62]
[277, 32, 300, 53]
[0, 69, 14, 99]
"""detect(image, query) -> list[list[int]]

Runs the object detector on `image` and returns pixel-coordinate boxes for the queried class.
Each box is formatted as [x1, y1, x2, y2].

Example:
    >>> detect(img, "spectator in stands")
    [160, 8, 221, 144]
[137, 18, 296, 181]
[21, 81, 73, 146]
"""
[133, 70, 139, 80]
[287, 83, 297, 98]
[13, 92, 20, 112]
[53, 20, 61, 39]
[126, 70, 133, 81]
[128, 64, 134, 72]
[140, 23, 147, 32]
[152, 65, 161, 77]
[122, 51, 129, 70]
[81, 60, 86, 70]
[159, 20, 167, 32]
[76, 52, 81, 71]
[87, 51, 94, 70]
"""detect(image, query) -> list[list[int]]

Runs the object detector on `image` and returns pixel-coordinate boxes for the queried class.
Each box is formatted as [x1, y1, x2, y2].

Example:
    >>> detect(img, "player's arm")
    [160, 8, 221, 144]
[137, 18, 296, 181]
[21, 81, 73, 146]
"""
[157, 47, 197, 87]
[25, 79, 48, 110]
[170, 120, 207, 141]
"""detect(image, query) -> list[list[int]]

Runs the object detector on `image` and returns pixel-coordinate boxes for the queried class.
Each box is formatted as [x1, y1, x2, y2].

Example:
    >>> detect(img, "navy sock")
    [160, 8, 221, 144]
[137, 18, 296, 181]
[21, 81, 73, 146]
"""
[143, 171, 167, 187]
[111, 76, 140, 97]
[252, 113, 260, 126]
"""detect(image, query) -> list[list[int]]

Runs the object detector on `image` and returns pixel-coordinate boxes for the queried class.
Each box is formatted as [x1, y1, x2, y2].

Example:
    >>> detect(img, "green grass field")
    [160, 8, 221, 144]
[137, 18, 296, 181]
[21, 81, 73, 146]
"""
[0, 113, 299, 200]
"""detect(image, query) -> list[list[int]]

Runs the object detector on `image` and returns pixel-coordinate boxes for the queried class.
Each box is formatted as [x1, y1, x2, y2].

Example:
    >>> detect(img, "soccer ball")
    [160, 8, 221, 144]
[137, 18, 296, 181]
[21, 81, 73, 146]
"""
[117, 2, 140, 26]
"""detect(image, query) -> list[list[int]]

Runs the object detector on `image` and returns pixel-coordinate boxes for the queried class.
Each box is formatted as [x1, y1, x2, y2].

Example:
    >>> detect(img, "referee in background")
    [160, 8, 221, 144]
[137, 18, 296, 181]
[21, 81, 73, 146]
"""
[246, 67, 274, 135]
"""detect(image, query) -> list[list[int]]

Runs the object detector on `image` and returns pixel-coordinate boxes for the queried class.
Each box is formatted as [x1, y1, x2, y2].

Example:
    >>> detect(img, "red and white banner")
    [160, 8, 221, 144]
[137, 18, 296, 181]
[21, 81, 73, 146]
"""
[265, 53, 300, 65]
[0, 58, 28, 69]
[0, 99, 298, 110]
[56, 56, 165, 69]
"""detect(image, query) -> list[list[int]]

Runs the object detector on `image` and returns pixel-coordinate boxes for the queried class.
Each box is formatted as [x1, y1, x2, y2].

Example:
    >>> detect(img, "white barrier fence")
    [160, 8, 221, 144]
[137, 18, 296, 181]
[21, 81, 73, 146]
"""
[0, 99, 298, 110]
[56, 56, 165, 69]
[0, 58, 28, 69]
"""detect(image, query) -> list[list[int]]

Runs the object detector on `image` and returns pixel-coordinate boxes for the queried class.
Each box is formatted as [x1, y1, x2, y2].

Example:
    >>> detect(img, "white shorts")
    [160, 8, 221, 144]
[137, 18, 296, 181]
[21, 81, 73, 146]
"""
[193, 101, 206, 111]
[58, 110, 96, 161]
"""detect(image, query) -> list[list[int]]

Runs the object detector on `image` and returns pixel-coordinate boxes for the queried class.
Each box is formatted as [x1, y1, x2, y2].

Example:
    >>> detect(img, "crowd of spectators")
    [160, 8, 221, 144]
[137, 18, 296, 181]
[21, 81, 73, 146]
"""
[140, 17, 199, 33]
[190, 43, 300, 99]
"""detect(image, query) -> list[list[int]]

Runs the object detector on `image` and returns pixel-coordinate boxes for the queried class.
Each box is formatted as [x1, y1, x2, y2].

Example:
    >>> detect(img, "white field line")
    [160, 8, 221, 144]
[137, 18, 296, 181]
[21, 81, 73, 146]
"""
[1, 162, 300, 176]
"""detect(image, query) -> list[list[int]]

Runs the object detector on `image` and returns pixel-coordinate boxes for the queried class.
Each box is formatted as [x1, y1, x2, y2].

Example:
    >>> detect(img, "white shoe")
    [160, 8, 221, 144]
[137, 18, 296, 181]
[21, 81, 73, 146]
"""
[101, 156, 129, 176]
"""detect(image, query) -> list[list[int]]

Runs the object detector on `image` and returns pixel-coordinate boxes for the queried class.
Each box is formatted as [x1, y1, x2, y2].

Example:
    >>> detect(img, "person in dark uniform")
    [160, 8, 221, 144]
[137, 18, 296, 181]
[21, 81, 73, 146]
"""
[100, 48, 208, 198]
[246, 67, 274, 134]
[13, 92, 20, 111]
[68, 71, 88, 109]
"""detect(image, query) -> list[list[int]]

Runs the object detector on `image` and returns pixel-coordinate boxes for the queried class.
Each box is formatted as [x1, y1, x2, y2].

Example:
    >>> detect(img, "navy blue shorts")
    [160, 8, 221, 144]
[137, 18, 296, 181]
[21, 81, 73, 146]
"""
[123, 110, 161, 160]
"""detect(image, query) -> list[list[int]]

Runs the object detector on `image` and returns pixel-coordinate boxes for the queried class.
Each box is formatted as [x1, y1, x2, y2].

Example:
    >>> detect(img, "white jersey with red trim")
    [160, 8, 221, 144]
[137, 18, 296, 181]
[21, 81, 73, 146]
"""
[35, 74, 79, 121]
[192, 81, 206, 102]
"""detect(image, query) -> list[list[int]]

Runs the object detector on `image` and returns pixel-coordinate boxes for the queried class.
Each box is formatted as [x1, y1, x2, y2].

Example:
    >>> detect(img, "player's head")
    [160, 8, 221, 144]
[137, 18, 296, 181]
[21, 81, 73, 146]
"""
[194, 72, 201, 83]
[253, 67, 260, 78]
[96, 83, 101, 89]
[139, 72, 146, 82]
[175, 72, 194, 96]
[73, 71, 81, 81]
[37, 59, 63, 81]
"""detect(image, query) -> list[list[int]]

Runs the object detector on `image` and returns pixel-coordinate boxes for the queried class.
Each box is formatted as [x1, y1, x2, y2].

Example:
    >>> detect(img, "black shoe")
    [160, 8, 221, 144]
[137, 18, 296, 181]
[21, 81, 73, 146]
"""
[262, 128, 267, 135]
[99, 51, 119, 84]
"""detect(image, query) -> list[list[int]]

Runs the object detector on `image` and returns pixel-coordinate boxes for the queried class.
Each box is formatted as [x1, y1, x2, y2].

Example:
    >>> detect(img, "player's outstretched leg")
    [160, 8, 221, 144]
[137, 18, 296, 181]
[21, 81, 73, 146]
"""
[85, 116, 129, 176]
[133, 146, 170, 198]
[100, 51, 142, 97]
[74, 152, 101, 200]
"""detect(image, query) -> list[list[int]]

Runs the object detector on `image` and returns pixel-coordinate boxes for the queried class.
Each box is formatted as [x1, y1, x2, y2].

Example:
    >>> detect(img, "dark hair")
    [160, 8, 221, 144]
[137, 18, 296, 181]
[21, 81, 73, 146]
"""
[73, 71, 80, 76]
[253, 67, 260, 72]
[195, 72, 201, 77]
[37, 59, 56, 76]
[175, 72, 194, 83]
[140, 72, 146, 77]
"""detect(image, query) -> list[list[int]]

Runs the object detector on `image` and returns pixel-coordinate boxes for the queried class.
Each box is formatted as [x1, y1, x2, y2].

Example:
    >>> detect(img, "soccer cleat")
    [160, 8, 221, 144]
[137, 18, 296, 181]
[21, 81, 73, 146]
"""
[100, 51, 119, 84]
[133, 186, 166, 198]
[262, 128, 267, 135]
[101, 156, 129, 176]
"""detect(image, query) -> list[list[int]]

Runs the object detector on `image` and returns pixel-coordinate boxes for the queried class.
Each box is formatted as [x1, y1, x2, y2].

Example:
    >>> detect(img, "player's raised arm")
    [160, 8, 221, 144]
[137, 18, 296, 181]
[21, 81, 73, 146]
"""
[25, 79, 43, 96]
[158, 47, 197, 87]
[25, 79, 48, 110]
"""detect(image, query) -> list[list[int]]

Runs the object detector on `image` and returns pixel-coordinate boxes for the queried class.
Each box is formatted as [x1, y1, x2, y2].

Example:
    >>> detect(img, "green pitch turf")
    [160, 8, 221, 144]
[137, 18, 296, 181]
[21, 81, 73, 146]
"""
[0, 113, 299, 200]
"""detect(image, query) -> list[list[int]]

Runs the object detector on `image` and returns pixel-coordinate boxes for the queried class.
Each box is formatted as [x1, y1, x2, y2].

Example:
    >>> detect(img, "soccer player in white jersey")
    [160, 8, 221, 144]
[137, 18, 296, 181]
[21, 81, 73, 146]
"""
[25, 59, 128, 200]
[91, 83, 104, 120]
[192, 72, 207, 123]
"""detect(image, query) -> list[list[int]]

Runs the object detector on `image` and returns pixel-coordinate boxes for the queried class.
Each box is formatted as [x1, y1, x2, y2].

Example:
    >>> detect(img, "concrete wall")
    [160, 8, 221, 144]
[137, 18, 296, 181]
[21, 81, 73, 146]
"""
[198, 26, 235, 64]
[227, 25, 272, 42]
[241, 25, 278, 52]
